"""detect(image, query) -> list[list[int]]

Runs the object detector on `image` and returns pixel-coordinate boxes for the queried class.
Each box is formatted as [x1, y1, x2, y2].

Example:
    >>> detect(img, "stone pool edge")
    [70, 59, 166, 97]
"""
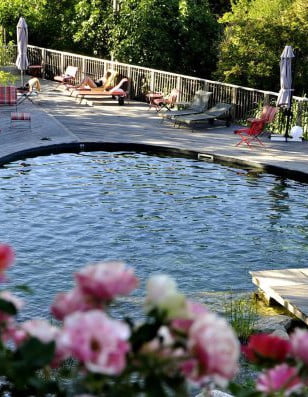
[0, 141, 307, 183]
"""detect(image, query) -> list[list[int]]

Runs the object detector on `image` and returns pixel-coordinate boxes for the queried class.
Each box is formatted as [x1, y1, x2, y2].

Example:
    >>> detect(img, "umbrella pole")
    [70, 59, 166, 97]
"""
[284, 107, 292, 142]
[285, 50, 297, 142]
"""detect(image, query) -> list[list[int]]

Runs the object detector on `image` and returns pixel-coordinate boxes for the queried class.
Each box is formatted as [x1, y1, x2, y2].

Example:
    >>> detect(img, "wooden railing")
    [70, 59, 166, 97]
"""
[3, 44, 308, 137]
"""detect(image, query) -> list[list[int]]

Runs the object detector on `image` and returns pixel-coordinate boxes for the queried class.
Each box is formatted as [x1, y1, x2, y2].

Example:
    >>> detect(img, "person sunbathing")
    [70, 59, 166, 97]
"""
[109, 77, 129, 94]
[74, 70, 118, 91]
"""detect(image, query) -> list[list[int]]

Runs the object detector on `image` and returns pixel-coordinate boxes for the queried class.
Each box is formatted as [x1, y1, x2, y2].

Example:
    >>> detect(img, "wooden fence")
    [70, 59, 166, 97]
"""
[2, 44, 308, 137]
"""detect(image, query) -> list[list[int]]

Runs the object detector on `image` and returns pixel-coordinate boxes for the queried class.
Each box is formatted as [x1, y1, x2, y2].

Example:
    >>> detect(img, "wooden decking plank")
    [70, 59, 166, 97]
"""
[250, 268, 308, 325]
[251, 268, 308, 287]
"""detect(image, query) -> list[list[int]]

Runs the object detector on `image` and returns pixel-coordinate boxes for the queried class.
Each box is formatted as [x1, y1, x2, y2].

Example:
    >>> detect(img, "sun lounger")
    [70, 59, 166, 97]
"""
[71, 87, 127, 105]
[173, 103, 233, 129]
[161, 90, 212, 121]
[70, 78, 130, 106]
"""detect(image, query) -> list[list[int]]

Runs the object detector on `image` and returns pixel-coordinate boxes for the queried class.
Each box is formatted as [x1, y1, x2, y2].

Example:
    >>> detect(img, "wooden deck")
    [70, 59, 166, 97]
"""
[251, 268, 308, 325]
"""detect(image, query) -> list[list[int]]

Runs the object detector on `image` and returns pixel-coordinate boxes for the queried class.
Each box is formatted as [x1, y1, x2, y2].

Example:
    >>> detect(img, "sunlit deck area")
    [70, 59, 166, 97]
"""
[0, 79, 307, 181]
[251, 269, 308, 325]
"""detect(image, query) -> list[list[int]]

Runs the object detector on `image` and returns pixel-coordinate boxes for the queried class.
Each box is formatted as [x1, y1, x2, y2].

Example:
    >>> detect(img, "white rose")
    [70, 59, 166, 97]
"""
[145, 274, 187, 319]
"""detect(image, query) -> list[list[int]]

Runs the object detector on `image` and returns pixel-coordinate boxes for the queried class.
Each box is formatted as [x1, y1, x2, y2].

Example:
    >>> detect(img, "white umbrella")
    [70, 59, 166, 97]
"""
[276, 45, 295, 140]
[276, 46, 295, 108]
[15, 17, 29, 87]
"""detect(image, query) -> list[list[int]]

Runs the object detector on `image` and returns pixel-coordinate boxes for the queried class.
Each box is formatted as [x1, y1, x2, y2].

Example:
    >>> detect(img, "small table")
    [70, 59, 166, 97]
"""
[146, 92, 164, 110]
[27, 64, 44, 78]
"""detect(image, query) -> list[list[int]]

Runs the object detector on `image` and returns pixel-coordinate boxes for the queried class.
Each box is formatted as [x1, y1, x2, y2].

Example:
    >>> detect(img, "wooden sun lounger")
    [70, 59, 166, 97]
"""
[70, 88, 127, 105]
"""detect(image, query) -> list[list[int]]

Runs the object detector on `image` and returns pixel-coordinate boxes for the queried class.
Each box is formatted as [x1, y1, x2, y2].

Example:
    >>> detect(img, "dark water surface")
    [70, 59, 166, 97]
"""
[0, 151, 307, 319]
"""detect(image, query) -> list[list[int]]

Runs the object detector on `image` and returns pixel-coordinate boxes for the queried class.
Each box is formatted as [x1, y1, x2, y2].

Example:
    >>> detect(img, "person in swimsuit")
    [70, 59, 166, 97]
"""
[74, 70, 118, 90]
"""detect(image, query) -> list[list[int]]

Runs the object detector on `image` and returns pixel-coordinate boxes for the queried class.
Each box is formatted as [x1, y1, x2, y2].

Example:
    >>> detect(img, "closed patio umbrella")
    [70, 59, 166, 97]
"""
[276, 45, 295, 141]
[15, 17, 29, 87]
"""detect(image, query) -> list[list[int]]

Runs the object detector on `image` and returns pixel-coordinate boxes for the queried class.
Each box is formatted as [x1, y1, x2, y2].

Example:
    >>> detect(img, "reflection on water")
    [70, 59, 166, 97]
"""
[0, 151, 307, 320]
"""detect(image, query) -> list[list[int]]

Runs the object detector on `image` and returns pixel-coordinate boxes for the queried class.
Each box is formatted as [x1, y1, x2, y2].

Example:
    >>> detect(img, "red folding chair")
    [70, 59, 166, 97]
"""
[247, 105, 278, 124]
[234, 120, 266, 147]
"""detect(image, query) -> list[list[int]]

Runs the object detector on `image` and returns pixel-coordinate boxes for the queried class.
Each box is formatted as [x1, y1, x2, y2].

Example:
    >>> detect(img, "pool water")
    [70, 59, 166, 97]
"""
[0, 151, 307, 320]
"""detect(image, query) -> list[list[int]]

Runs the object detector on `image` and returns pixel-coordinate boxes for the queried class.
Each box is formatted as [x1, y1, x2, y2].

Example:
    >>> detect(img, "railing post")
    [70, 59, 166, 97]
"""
[231, 86, 238, 120]
[127, 65, 132, 79]
[176, 76, 181, 99]
[150, 70, 155, 92]
[82, 56, 86, 79]
[41, 48, 46, 79]
[264, 92, 270, 105]
[60, 53, 64, 74]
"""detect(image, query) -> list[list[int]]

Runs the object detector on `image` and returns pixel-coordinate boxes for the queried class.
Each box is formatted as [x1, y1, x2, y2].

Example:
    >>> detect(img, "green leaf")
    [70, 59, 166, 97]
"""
[16, 337, 55, 368]
[0, 297, 17, 315]
[13, 284, 33, 294]
[130, 321, 161, 352]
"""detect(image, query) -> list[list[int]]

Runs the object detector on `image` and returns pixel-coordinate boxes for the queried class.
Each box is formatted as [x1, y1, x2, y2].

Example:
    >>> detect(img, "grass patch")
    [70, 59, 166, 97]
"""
[224, 292, 258, 344]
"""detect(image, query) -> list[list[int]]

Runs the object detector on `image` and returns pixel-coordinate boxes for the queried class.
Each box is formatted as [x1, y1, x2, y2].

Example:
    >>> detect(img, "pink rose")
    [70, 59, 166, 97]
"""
[0, 244, 14, 280]
[183, 312, 240, 387]
[58, 310, 130, 375]
[243, 333, 291, 365]
[172, 300, 209, 333]
[290, 328, 308, 364]
[256, 364, 303, 395]
[51, 287, 101, 320]
[21, 318, 59, 343]
[75, 261, 138, 301]
[2, 322, 27, 346]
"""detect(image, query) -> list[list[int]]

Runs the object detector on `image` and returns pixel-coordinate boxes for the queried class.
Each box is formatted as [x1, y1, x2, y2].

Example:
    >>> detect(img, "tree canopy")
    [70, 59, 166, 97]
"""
[215, 0, 308, 95]
[0, 0, 307, 94]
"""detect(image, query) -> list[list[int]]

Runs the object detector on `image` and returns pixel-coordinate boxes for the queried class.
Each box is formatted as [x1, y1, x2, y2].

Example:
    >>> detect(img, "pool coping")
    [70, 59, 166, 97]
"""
[1, 141, 307, 183]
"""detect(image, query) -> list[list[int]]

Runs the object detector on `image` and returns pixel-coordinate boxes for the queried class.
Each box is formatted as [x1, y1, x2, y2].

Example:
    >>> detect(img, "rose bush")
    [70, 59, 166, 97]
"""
[0, 242, 308, 397]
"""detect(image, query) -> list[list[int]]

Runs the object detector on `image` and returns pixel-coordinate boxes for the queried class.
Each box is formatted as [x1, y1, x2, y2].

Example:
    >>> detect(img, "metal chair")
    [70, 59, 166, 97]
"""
[234, 120, 266, 147]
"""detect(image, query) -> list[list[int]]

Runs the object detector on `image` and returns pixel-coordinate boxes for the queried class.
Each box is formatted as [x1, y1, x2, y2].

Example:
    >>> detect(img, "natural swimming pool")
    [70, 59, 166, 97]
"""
[0, 151, 307, 319]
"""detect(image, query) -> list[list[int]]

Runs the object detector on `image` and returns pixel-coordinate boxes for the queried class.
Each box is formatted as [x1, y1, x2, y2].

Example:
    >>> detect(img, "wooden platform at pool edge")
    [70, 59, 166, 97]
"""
[250, 268, 308, 325]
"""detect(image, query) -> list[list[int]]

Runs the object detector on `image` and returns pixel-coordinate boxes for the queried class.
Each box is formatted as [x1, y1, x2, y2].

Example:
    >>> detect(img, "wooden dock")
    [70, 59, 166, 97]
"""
[250, 268, 308, 325]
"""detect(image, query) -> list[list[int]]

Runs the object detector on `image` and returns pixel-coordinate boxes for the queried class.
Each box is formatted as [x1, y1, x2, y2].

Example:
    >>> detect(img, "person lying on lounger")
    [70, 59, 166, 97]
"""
[109, 77, 129, 94]
[74, 70, 118, 91]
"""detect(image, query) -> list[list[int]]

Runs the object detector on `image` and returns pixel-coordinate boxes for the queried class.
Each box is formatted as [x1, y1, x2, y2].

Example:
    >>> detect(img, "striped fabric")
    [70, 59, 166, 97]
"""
[11, 112, 31, 121]
[0, 86, 17, 106]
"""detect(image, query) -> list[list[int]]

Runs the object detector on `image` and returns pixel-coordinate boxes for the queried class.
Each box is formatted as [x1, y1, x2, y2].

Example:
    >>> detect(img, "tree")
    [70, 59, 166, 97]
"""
[108, 0, 220, 78]
[0, 0, 80, 52]
[215, 0, 308, 95]
[0, 0, 46, 43]
[70, 0, 113, 57]
[207, 0, 232, 16]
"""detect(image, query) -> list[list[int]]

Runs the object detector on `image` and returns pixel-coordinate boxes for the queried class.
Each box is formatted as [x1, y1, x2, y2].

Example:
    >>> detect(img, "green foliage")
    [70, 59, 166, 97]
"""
[224, 293, 258, 343]
[0, 297, 17, 315]
[0, 70, 17, 85]
[0, 0, 81, 53]
[0, 41, 15, 66]
[109, 0, 220, 78]
[216, 0, 308, 95]
[70, 0, 113, 56]
[208, 0, 232, 16]
[0, 0, 46, 41]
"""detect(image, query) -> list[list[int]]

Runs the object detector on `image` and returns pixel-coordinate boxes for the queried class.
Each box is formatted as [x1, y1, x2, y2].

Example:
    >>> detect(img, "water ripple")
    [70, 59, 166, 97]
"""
[0, 151, 307, 320]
